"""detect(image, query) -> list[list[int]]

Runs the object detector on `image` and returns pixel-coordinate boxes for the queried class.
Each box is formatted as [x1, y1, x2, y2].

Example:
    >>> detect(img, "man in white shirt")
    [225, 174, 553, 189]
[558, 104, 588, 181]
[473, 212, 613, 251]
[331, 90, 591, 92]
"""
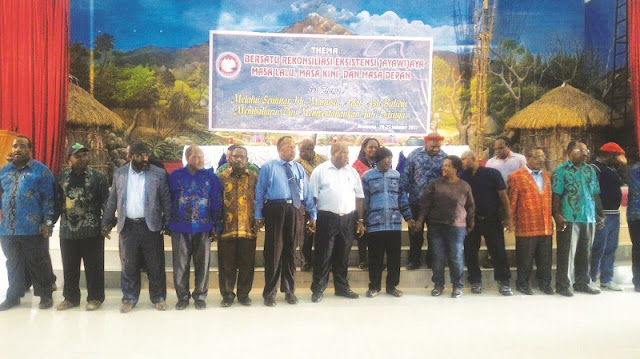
[309, 143, 365, 302]
[487, 136, 527, 184]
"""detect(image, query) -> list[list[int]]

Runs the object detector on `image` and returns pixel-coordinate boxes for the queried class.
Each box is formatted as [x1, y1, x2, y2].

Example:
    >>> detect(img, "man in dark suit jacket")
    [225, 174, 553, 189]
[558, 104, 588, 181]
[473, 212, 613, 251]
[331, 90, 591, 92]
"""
[101, 142, 172, 313]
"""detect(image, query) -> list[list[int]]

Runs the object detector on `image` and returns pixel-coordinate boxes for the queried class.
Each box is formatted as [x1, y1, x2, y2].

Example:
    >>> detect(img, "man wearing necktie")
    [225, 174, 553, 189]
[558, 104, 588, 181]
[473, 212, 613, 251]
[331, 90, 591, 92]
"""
[507, 147, 555, 295]
[254, 136, 317, 306]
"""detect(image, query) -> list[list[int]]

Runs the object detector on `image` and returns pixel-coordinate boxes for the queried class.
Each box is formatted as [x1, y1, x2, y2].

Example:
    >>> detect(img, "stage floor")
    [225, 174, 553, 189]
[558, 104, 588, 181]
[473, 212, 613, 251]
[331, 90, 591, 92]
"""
[1, 286, 639, 358]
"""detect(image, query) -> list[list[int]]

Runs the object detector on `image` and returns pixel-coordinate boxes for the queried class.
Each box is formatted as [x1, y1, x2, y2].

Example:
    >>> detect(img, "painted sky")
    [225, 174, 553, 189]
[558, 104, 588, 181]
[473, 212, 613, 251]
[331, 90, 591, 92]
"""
[71, 0, 594, 56]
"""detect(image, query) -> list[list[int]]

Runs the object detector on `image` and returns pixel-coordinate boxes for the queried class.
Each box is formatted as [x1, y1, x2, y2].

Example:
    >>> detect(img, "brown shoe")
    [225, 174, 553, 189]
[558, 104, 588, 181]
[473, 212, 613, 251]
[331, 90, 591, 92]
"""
[154, 301, 167, 311]
[55, 300, 77, 311]
[38, 297, 53, 309]
[120, 302, 134, 313]
[86, 300, 102, 311]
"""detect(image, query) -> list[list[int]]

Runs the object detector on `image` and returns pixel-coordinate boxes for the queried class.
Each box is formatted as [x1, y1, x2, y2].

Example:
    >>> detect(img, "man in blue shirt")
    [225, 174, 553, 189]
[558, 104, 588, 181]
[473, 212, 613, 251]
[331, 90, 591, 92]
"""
[0, 136, 56, 311]
[254, 136, 316, 306]
[169, 145, 222, 310]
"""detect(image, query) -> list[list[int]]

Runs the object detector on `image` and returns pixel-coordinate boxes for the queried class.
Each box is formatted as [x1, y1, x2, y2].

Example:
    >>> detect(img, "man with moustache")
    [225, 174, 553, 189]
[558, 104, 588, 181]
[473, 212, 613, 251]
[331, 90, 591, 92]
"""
[102, 142, 172, 313]
[169, 145, 222, 310]
[254, 136, 316, 306]
[309, 142, 364, 302]
[0, 136, 56, 311]
[552, 141, 604, 296]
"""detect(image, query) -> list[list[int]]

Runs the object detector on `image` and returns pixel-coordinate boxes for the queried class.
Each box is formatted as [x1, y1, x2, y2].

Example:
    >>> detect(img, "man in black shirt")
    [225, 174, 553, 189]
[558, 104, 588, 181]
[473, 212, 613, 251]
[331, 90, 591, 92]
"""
[591, 142, 626, 291]
[460, 150, 513, 295]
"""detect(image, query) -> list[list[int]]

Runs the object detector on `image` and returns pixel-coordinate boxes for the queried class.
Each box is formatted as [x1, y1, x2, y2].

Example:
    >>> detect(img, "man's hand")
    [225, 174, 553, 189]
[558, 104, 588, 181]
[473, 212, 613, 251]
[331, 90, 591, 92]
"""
[467, 224, 474, 233]
[356, 221, 365, 237]
[596, 217, 605, 230]
[210, 231, 219, 242]
[253, 219, 265, 233]
[412, 220, 423, 234]
[101, 227, 112, 240]
[161, 226, 171, 236]
[554, 214, 567, 232]
[407, 219, 416, 232]
[39, 224, 53, 238]
[502, 218, 514, 232]
[306, 219, 317, 234]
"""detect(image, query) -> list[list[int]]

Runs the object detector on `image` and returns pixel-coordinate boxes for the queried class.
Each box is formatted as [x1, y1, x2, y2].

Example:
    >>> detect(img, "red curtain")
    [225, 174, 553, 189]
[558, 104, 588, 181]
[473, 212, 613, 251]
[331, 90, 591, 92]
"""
[0, 0, 69, 172]
[631, 1, 640, 156]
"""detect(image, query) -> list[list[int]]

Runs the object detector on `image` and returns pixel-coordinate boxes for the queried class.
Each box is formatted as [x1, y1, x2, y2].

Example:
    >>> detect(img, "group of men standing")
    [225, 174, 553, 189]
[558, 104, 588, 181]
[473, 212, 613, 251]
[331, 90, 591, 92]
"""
[0, 133, 637, 312]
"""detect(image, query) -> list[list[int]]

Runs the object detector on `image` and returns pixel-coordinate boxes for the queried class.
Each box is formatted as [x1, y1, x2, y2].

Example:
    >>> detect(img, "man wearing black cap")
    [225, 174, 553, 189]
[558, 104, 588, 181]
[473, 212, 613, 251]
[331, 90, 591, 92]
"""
[102, 141, 172, 313]
[54, 143, 110, 311]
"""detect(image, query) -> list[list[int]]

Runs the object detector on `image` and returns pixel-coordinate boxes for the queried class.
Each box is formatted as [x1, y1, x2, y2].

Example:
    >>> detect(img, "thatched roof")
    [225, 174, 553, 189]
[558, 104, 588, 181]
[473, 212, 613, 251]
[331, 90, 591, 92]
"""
[505, 84, 612, 130]
[67, 83, 125, 130]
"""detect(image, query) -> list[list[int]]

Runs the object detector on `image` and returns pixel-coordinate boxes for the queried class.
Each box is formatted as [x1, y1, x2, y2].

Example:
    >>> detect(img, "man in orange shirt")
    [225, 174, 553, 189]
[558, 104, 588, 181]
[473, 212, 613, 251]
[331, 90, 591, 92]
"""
[507, 147, 554, 295]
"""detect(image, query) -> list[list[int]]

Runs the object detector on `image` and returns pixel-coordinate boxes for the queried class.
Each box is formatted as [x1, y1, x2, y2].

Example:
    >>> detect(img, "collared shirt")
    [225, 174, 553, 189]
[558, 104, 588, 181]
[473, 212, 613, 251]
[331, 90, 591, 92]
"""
[401, 147, 447, 205]
[627, 164, 640, 221]
[216, 162, 260, 176]
[0, 159, 55, 236]
[592, 160, 622, 214]
[362, 168, 412, 233]
[55, 167, 110, 240]
[552, 161, 600, 223]
[254, 158, 317, 220]
[309, 161, 364, 215]
[525, 165, 544, 192]
[218, 167, 258, 239]
[486, 152, 527, 184]
[168, 167, 222, 234]
[459, 166, 505, 219]
[126, 164, 146, 218]
[296, 153, 328, 177]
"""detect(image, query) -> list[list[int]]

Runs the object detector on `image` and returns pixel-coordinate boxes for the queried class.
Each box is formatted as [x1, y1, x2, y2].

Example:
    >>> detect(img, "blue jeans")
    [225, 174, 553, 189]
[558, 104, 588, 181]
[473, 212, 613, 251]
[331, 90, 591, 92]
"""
[590, 214, 620, 283]
[429, 223, 466, 288]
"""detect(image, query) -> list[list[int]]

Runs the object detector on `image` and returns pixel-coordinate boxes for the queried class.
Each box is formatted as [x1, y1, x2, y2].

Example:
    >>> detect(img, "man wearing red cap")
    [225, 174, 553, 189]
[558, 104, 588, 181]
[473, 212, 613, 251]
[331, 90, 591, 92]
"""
[400, 133, 447, 270]
[590, 142, 627, 291]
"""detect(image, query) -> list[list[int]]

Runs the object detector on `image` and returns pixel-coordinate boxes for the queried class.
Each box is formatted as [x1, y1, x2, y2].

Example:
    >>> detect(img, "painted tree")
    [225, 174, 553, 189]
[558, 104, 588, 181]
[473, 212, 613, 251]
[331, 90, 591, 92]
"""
[432, 56, 471, 144]
[115, 66, 159, 140]
[489, 39, 534, 113]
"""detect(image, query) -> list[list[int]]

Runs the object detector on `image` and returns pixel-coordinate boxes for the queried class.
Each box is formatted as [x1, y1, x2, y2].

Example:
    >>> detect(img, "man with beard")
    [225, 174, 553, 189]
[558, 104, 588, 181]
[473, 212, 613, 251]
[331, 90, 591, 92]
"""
[102, 142, 172, 313]
[0, 136, 56, 311]
[309, 142, 364, 302]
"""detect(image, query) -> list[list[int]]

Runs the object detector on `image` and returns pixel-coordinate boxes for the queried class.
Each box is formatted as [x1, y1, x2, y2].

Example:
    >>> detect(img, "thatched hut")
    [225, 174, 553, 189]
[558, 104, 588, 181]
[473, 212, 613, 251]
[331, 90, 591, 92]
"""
[65, 83, 126, 179]
[504, 84, 615, 170]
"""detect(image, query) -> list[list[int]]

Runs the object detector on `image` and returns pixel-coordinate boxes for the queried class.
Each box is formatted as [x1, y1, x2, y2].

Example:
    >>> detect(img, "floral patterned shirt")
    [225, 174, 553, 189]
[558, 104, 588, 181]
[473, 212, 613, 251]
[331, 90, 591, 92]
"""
[627, 163, 640, 222]
[552, 161, 601, 223]
[168, 167, 223, 234]
[218, 167, 258, 240]
[400, 147, 447, 205]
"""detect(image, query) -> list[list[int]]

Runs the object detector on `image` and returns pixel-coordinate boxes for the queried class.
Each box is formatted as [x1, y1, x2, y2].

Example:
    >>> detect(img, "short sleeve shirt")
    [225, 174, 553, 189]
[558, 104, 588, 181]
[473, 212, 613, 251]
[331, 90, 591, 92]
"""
[552, 161, 601, 223]
[459, 166, 506, 219]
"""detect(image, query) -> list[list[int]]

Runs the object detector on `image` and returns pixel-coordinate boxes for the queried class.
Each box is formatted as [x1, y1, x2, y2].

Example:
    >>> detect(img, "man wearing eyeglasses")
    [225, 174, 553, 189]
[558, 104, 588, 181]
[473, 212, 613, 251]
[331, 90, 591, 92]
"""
[552, 141, 604, 297]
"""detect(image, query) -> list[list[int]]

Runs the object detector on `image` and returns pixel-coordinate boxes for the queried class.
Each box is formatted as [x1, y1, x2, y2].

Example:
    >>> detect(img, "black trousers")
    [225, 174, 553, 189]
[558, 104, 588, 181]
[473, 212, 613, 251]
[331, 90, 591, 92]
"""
[628, 220, 640, 287]
[119, 221, 166, 305]
[311, 211, 355, 294]
[296, 211, 314, 266]
[357, 236, 368, 264]
[263, 203, 303, 299]
[367, 231, 401, 291]
[464, 218, 511, 285]
[171, 231, 211, 301]
[1, 235, 54, 301]
[408, 203, 430, 265]
[24, 237, 56, 290]
[556, 222, 595, 291]
[218, 238, 256, 299]
[60, 237, 105, 304]
[515, 235, 552, 288]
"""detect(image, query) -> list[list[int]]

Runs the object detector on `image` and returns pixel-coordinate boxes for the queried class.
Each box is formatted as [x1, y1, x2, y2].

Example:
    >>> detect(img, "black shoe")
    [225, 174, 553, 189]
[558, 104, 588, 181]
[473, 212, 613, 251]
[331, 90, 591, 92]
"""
[335, 289, 359, 299]
[0, 299, 20, 311]
[194, 300, 206, 310]
[175, 300, 189, 310]
[301, 263, 313, 272]
[366, 289, 379, 298]
[221, 297, 234, 308]
[39, 297, 53, 310]
[451, 288, 463, 298]
[470, 283, 483, 294]
[540, 286, 555, 295]
[557, 288, 574, 297]
[431, 286, 444, 297]
[499, 285, 513, 296]
[238, 297, 252, 306]
[574, 284, 601, 295]
[407, 262, 420, 270]
[386, 288, 403, 297]
[516, 285, 533, 295]
[311, 292, 323, 303]
[358, 261, 368, 270]
[285, 293, 298, 305]
[264, 297, 276, 307]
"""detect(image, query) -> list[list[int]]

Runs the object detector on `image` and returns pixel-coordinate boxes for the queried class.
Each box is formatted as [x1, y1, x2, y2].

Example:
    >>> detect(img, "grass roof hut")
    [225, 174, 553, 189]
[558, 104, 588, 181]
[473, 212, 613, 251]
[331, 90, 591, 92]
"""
[504, 83, 615, 170]
[65, 82, 126, 179]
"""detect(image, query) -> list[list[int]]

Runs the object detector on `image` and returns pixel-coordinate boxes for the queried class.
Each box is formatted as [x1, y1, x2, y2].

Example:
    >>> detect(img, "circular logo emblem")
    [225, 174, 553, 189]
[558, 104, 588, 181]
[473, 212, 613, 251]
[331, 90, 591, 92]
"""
[216, 52, 241, 79]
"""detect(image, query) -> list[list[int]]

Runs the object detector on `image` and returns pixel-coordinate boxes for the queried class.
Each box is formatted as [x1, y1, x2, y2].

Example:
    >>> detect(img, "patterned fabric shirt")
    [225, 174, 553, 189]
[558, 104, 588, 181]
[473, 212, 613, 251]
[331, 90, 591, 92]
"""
[218, 167, 258, 240]
[401, 147, 447, 205]
[217, 162, 259, 176]
[552, 161, 600, 223]
[362, 168, 412, 233]
[296, 153, 328, 177]
[55, 167, 110, 240]
[0, 159, 55, 236]
[168, 167, 223, 234]
[627, 164, 640, 222]
[507, 167, 553, 237]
